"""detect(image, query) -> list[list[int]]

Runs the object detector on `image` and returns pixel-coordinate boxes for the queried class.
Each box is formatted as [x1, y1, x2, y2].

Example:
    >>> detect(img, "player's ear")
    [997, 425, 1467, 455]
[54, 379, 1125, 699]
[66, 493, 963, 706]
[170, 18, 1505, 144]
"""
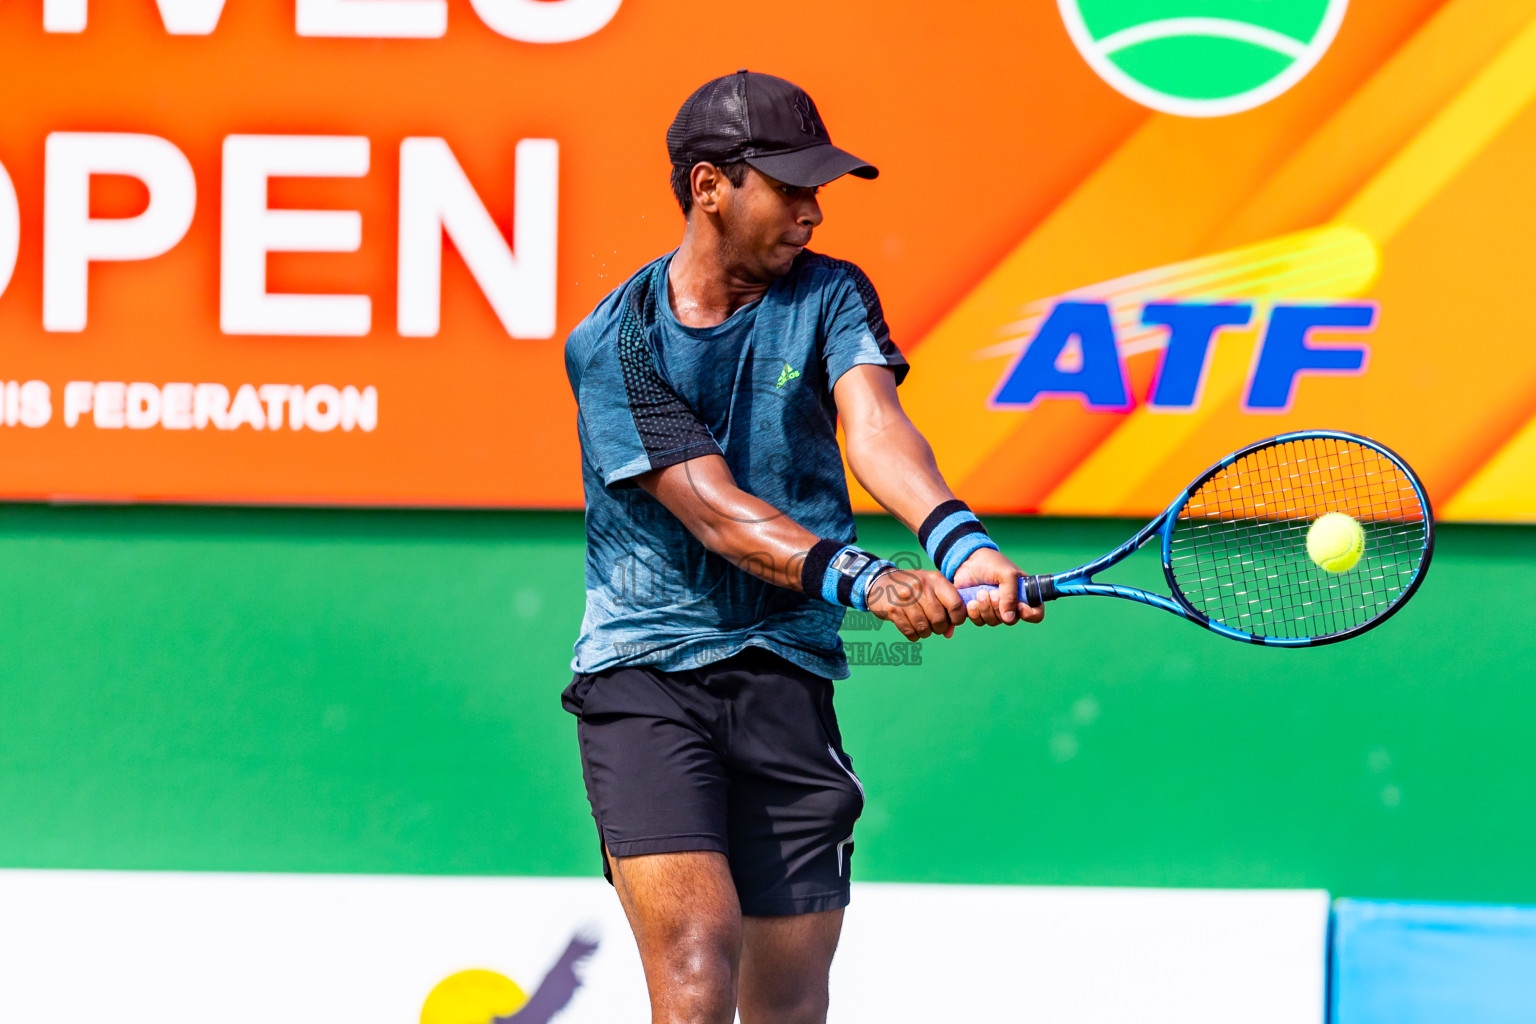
[691, 162, 725, 215]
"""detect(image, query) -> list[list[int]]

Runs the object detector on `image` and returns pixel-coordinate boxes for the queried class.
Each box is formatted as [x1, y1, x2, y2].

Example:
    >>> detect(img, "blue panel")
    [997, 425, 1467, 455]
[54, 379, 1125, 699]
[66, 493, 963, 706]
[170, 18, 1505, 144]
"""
[1332, 899, 1536, 1024]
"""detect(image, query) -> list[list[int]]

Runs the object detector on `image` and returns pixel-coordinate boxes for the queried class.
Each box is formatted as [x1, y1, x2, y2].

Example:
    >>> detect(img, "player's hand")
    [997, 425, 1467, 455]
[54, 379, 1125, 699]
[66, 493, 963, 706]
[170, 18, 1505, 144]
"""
[865, 568, 967, 641]
[953, 548, 1045, 627]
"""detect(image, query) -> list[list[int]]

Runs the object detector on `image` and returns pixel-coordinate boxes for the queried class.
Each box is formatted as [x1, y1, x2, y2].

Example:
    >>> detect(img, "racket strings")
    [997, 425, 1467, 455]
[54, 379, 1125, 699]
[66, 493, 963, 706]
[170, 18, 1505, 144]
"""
[1167, 436, 1429, 640]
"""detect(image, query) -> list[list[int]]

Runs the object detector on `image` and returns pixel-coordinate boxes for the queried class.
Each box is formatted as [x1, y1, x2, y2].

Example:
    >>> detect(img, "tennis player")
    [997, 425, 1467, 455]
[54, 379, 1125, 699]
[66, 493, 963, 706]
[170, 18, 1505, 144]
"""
[562, 70, 1043, 1024]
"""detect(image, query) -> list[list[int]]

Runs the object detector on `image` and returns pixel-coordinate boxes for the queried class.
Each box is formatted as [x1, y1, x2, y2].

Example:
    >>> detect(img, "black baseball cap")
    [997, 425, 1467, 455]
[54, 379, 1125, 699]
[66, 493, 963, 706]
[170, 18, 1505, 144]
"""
[667, 70, 878, 189]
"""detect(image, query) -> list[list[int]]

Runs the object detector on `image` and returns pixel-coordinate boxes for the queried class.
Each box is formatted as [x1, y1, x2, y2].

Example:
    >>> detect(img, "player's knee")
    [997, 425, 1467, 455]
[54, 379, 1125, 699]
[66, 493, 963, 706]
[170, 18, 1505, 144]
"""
[742, 984, 829, 1024]
[655, 924, 739, 1021]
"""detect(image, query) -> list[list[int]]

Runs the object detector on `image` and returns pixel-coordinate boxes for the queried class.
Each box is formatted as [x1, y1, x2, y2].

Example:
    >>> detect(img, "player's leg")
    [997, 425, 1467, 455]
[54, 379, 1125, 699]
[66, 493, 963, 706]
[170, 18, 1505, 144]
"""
[713, 650, 865, 1024]
[564, 666, 742, 1023]
[607, 849, 742, 1024]
[738, 908, 845, 1024]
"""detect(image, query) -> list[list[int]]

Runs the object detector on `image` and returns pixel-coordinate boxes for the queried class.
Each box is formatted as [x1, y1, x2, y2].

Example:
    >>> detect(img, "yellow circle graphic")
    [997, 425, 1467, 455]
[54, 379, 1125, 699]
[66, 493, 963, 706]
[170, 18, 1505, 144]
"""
[421, 969, 528, 1024]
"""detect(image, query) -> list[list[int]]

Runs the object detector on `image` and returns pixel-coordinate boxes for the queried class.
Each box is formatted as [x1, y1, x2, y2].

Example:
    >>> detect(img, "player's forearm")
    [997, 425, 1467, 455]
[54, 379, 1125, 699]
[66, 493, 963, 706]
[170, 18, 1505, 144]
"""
[638, 456, 821, 591]
[688, 500, 824, 591]
[845, 416, 957, 534]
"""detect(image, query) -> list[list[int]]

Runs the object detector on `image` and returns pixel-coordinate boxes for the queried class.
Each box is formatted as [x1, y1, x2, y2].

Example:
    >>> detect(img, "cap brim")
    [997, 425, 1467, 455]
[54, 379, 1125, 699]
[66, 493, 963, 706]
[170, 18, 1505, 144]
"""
[744, 145, 879, 188]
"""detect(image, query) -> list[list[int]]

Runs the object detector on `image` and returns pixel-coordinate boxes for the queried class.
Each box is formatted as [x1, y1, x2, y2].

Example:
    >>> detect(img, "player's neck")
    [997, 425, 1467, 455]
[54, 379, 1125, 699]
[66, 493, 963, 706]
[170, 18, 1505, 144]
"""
[668, 227, 772, 329]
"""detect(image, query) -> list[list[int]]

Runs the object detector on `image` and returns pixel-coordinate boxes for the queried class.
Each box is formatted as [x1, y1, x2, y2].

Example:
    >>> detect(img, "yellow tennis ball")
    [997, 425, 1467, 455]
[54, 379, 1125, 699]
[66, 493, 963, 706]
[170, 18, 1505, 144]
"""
[1307, 512, 1365, 574]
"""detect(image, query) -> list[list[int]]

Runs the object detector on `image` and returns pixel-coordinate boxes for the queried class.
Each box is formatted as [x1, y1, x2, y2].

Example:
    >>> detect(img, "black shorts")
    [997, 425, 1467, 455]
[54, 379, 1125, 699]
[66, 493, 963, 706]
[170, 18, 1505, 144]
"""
[561, 647, 864, 917]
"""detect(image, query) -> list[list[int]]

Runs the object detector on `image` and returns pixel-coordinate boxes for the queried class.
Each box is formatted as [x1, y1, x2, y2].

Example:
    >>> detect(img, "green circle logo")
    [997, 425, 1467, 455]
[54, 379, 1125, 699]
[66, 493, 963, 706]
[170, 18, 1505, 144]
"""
[1059, 0, 1349, 117]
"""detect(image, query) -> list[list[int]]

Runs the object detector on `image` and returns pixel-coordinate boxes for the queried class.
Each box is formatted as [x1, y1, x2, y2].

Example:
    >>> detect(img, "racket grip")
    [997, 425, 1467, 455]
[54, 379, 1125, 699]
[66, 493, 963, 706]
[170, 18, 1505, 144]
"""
[958, 575, 1056, 607]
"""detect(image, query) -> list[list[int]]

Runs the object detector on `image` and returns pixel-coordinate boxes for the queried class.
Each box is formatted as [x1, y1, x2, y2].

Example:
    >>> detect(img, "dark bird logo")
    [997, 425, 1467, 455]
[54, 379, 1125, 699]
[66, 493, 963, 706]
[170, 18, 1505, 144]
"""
[496, 934, 600, 1023]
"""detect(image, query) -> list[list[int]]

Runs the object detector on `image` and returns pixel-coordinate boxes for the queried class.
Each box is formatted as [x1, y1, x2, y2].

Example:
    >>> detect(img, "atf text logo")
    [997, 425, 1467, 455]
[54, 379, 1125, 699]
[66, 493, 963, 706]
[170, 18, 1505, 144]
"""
[988, 225, 1380, 415]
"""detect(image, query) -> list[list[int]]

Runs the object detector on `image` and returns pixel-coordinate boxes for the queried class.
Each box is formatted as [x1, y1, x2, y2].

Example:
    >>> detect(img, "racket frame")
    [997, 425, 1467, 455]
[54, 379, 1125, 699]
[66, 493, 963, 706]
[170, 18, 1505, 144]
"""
[1015, 430, 1435, 647]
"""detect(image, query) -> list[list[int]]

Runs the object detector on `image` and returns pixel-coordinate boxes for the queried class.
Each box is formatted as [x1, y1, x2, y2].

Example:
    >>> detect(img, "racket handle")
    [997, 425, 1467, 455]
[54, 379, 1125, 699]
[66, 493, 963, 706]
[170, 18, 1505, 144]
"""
[958, 575, 1056, 608]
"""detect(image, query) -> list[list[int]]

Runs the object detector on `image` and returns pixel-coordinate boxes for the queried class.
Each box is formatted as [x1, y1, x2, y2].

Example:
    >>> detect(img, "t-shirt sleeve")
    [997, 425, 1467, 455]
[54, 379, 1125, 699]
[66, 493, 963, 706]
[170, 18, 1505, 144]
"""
[822, 262, 909, 389]
[573, 326, 722, 489]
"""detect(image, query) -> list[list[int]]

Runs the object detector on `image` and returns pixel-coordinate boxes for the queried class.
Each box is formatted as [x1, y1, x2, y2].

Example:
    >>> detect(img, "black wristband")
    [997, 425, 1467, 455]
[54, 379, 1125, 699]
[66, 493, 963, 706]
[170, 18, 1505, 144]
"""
[801, 538, 844, 597]
[801, 539, 897, 610]
[918, 499, 999, 580]
[918, 499, 971, 549]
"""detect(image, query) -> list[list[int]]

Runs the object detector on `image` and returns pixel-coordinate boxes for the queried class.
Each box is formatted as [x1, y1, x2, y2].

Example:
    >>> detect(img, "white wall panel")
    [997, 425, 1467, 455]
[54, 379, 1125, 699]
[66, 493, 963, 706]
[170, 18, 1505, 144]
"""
[0, 870, 1327, 1023]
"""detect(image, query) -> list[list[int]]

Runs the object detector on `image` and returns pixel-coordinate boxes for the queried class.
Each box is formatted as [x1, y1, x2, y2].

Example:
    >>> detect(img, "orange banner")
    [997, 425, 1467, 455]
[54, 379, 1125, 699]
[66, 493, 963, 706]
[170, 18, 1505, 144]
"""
[1, 0, 1533, 520]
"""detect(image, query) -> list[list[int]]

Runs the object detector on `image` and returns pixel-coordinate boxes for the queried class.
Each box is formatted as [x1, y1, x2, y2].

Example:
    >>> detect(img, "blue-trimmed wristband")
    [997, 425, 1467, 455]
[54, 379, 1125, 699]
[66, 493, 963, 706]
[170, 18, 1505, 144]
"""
[918, 499, 999, 581]
[801, 540, 897, 612]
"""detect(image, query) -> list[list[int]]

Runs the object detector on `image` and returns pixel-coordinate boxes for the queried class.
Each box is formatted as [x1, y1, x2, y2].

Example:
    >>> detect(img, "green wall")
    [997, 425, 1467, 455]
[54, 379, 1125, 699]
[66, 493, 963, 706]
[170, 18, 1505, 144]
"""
[1, 505, 1532, 902]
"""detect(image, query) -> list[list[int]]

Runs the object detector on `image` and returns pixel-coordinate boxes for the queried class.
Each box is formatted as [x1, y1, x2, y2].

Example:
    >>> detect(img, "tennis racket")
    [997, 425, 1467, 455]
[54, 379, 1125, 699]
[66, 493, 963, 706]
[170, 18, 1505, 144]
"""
[958, 430, 1433, 646]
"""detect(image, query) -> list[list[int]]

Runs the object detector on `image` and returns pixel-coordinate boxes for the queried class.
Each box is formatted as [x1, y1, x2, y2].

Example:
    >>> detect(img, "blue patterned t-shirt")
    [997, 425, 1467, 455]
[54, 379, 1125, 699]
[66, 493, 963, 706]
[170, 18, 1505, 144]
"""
[564, 250, 908, 679]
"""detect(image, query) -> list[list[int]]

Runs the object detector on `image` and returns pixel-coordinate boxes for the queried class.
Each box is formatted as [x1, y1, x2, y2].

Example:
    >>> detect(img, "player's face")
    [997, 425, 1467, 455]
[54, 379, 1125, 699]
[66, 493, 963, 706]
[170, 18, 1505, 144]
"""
[718, 168, 823, 279]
